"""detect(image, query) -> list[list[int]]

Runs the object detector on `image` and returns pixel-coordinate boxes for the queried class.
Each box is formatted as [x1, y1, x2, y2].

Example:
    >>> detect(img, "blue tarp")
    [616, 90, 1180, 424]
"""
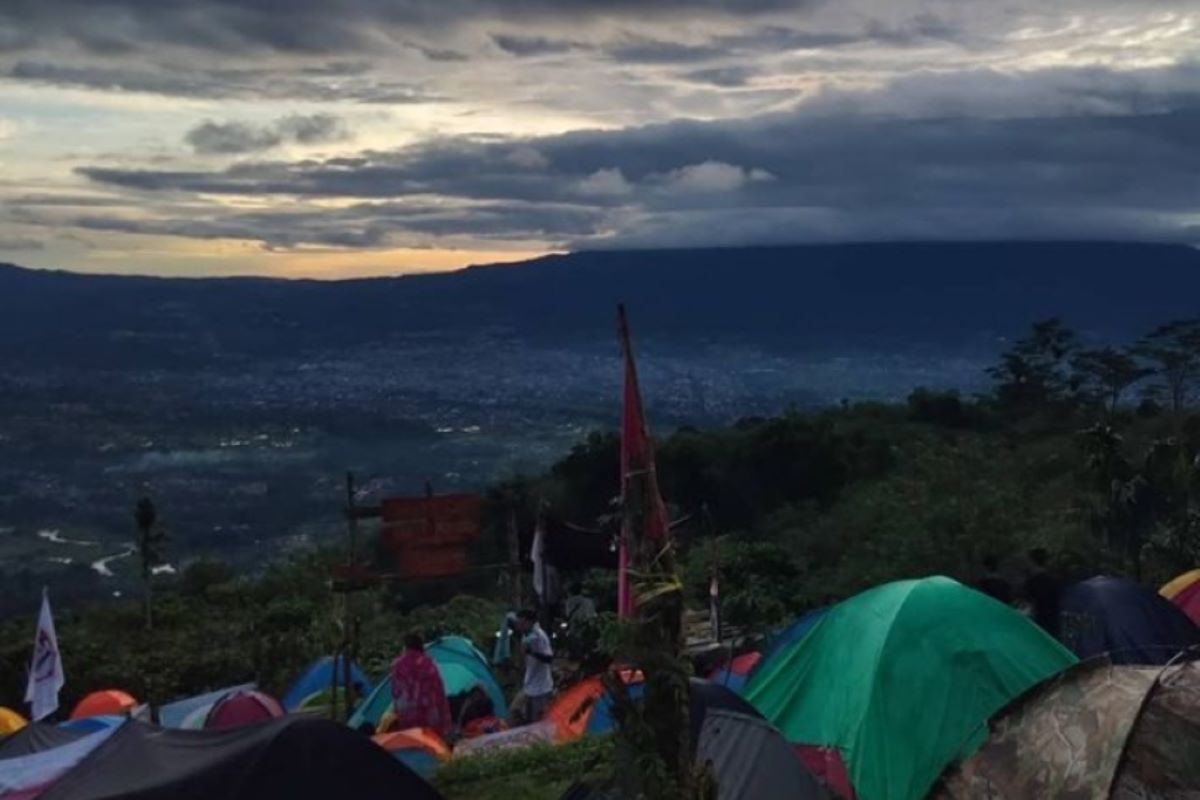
[1060, 575, 1200, 665]
[158, 684, 256, 729]
[282, 656, 370, 712]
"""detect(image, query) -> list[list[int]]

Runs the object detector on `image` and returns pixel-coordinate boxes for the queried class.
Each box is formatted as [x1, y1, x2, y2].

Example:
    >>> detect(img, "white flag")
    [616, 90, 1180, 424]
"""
[531, 518, 546, 599]
[25, 588, 65, 721]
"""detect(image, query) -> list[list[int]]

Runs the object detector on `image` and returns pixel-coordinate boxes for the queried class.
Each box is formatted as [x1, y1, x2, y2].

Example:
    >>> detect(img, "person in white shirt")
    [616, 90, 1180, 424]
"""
[515, 609, 554, 722]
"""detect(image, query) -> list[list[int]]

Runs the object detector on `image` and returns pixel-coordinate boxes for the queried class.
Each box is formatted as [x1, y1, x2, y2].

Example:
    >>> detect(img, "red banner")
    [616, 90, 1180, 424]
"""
[380, 493, 482, 579]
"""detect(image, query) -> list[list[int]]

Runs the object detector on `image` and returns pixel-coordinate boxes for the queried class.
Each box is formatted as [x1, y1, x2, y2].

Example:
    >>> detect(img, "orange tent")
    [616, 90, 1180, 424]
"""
[71, 690, 137, 720]
[372, 728, 451, 778]
[0, 706, 27, 735]
[546, 669, 641, 742]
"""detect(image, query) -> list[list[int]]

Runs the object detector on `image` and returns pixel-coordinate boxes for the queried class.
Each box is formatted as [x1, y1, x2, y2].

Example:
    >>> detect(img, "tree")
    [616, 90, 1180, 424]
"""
[135, 497, 166, 630]
[1072, 347, 1152, 415]
[1136, 319, 1200, 412]
[989, 318, 1079, 413]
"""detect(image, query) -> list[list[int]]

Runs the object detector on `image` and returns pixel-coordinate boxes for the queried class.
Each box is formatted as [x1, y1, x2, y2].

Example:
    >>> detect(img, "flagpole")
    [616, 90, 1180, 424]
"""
[617, 304, 635, 619]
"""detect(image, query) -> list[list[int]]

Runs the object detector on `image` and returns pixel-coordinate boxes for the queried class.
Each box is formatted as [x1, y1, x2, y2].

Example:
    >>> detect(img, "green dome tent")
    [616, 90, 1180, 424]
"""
[349, 635, 507, 730]
[744, 576, 1076, 800]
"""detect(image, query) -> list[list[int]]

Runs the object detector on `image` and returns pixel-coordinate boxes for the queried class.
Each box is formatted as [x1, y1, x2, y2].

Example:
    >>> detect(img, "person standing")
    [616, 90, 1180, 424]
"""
[390, 633, 451, 735]
[515, 609, 554, 722]
[1023, 548, 1062, 638]
[975, 555, 1013, 605]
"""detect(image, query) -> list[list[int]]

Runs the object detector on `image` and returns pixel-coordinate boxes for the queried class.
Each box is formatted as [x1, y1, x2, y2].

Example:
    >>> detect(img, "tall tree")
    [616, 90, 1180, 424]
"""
[1136, 319, 1200, 412]
[988, 318, 1079, 413]
[1072, 347, 1152, 414]
[134, 497, 166, 630]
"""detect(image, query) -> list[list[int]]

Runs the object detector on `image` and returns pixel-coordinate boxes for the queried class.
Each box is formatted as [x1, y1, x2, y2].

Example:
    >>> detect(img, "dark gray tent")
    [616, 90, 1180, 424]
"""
[38, 717, 443, 800]
[561, 709, 827, 800]
[697, 710, 829, 800]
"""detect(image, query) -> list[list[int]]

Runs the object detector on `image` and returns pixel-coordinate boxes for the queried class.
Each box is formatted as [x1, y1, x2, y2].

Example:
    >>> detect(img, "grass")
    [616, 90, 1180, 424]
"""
[434, 736, 614, 800]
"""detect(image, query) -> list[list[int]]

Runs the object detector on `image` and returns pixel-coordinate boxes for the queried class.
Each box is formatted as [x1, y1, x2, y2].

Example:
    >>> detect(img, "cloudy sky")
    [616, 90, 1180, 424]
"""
[0, 0, 1197, 277]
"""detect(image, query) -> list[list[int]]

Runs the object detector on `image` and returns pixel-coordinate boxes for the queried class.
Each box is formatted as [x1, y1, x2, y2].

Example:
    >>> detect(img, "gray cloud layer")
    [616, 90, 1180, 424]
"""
[185, 114, 348, 155]
[57, 62, 1199, 251]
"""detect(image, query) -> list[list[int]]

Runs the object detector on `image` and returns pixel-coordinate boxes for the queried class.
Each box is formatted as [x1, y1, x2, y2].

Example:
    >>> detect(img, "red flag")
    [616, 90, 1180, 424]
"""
[617, 304, 670, 618]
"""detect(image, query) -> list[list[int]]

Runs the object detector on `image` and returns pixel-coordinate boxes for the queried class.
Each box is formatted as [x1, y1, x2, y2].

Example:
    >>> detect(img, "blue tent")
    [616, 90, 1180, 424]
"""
[587, 679, 761, 745]
[756, 607, 829, 673]
[58, 715, 126, 734]
[282, 656, 371, 712]
[1060, 575, 1200, 664]
[349, 636, 507, 729]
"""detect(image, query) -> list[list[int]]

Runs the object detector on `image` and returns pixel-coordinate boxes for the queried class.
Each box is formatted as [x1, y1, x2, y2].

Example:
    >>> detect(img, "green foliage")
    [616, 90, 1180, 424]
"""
[435, 736, 614, 800]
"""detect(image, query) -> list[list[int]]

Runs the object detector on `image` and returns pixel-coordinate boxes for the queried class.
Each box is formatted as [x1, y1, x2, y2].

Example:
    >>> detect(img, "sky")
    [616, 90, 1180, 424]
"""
[0, 1, 1197, 278]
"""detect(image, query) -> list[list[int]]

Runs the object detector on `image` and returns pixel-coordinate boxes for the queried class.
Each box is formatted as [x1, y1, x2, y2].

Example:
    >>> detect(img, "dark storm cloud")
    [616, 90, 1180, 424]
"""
[0, 236, 44, 251]
[42, 199, 605, 249]
[185, 114, 348, 155]
[0, 0, 817, 56]
[6, 60, 445, 102]
[491, 34, 584, 57]
[67, 63, 1200, 248]
[682, 66, 758, 88]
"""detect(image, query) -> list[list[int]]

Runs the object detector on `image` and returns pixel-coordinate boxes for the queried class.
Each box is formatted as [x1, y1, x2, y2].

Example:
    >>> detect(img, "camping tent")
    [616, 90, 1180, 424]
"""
[557, 709, 828, 800]
[204, 690, 284, 729]
[745, 576, 1076, 800]
[933, 657, 1200, 798]
[697, 710, 828, 800]
[69, 691, 136, 721]
[758, 607, 828, 669]
[0, 709, 26, 737]
[580, 677, 763, 748]
[1059, 575, 1200, 664]
[158, 684, 257, 729]
[1161, 568, 1200, 625]
[281, 656, 370, 712]
[371, 728, 451, 778]
[349, 636, 506, 730]
[22, 717, 444, 800]
[709, 652, 760, 694]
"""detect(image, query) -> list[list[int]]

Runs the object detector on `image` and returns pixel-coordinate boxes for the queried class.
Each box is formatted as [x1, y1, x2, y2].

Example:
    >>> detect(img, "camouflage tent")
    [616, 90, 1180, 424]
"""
[932, 655, 1200, 798]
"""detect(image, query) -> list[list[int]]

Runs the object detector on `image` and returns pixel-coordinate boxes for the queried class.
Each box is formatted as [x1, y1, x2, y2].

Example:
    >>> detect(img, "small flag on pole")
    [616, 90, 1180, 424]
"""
[531, 515, 546, 601]
[25, 588, 65, 721]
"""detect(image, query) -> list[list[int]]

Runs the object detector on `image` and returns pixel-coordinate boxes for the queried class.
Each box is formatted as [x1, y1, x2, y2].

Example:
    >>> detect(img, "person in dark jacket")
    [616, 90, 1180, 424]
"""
[1023, 548, 1062, 637]
[975, 555, 1013, 605]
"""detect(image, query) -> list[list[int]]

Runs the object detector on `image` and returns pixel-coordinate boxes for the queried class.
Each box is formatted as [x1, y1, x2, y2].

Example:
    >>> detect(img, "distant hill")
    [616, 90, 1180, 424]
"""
[3, 242, 1199, 367]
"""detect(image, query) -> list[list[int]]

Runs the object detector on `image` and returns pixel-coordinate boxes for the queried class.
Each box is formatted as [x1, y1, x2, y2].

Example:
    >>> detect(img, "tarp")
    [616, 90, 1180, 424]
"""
[0, 725, 87, 761]
[281, 656, 370, 712]
[1059, 575, 1200, 664]
[157, 684, 256, 729]
[0, 727, 119, 800]
[1161, 569, 1200, 626]
[0, 710, 25, 738]
[34, 717, 444, 800]
[69, 692, 135, 721]
[933, 658, 1200, 798]
[350, 636, 506, 730]
[745, 576, 1076, 800]
[697, 710, 828, 800]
